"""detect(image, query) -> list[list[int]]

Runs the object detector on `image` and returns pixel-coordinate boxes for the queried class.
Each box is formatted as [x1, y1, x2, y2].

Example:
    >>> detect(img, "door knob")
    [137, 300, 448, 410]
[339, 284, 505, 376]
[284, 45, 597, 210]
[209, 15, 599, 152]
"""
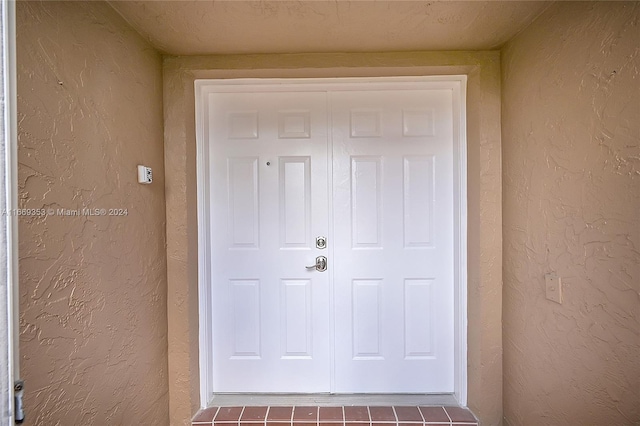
[306, 256, 327, 272]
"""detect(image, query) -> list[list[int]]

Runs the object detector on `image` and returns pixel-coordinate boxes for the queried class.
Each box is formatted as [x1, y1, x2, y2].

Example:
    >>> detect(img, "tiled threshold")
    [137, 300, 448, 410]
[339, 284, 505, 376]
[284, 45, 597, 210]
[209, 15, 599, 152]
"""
[192, 404, 478, 426]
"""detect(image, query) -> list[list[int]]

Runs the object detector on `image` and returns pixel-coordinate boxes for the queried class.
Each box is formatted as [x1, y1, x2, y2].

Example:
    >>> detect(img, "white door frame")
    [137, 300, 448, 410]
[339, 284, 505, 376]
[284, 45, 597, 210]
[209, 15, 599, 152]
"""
[195, 76, 467, 405]
[1, 0, 19, 423]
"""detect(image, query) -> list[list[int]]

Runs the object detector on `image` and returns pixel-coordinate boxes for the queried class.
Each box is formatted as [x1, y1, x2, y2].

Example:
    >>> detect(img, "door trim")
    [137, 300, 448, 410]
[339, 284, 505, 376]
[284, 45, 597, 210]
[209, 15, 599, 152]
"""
[2, 0, 19, 421]
[195, 76, 467, 405]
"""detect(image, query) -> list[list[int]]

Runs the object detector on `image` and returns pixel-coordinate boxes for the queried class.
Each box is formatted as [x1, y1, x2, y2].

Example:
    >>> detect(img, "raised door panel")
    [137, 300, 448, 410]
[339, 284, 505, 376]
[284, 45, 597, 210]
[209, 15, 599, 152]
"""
[279, 157, 311, 248]
[351, 157, 383, 248]
[227, 157, 260, 248]
[281, 279, 312, 358]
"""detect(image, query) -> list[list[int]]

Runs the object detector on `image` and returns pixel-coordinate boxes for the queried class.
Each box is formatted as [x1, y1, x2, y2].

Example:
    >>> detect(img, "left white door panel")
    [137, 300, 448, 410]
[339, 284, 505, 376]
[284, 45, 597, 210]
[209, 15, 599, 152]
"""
[209, 92, 330, 392]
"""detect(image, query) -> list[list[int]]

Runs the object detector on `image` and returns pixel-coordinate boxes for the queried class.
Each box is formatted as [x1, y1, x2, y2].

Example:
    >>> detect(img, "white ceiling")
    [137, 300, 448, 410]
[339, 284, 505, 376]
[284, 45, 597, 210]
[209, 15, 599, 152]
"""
[108, 1, 552, 56]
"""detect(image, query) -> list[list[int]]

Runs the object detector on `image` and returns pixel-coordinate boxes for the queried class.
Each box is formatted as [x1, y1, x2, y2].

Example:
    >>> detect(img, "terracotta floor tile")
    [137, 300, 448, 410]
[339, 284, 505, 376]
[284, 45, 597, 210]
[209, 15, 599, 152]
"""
[344, 407, 369, 422]
[193, 407, 219, 423]
[269, 422, 293, 426]
[293, 422, 318, 426]
[418, 407, 449, 423]
[369, 407, 395, 422]
[319, 407, 344, 421]
[241, 406, 269, 421]
[319, 422, 344, 426]
[240, 423, 265, 426]
[393, 407, 423, 422]
[398, 423, 424, 426]
[216, 407, 244, 422]
[269, 407, 294, 421]
[293, 407, 319, 422]
[346, 422, 370, 426]
[372, 423, 398, 426]
[443, 407, 475, 423]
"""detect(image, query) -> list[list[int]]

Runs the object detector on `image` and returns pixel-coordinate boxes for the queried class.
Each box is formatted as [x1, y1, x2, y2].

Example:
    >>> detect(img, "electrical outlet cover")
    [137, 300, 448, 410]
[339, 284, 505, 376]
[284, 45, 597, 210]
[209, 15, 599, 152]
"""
[545, 273, 562, 304]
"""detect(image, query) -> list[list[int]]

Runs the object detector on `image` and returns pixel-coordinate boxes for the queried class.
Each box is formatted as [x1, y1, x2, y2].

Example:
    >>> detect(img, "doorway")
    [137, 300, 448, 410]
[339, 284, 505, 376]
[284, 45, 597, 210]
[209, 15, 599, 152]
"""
[196, 77, 466, 396]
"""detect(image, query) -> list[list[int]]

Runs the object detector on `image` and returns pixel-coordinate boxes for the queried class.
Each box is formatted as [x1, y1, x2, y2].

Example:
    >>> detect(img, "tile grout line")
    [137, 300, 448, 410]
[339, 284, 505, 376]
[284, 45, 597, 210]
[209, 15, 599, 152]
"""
[265, 406, 271, 426]
[212, 406, 221, 426]
[366, 405, 372, 426]
[441, 407, 452, 426]
[239, 406, 247, 426]
[417, 405, 426, 426]
[290, 405, 295, 426]
[391, 406, 399, 426]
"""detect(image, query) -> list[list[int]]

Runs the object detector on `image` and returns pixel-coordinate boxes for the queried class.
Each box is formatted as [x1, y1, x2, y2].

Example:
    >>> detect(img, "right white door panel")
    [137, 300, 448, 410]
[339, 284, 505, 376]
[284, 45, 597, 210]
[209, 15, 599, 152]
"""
[331, 90, 455, 392]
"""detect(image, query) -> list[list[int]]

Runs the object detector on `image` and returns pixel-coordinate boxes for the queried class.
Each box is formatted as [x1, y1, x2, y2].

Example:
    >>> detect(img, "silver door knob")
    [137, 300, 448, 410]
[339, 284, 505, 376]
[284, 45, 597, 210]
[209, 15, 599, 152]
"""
[306, 256, 327, 272]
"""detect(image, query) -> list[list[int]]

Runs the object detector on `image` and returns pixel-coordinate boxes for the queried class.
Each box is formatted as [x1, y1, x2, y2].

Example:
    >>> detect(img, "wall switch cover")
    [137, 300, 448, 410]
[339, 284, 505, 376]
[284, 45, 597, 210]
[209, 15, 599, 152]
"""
[545, 273, 562, 304]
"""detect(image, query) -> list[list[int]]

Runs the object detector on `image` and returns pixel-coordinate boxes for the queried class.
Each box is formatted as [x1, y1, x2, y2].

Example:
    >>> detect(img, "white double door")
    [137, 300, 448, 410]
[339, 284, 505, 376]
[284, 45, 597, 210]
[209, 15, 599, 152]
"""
[209, 85, 454, 393]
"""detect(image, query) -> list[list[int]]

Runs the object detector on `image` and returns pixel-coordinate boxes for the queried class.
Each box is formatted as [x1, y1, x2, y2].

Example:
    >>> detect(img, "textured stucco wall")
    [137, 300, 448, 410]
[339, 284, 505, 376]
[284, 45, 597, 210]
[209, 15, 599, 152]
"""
[163, 52, 503, 426]
[502, 2, 640, 425]
[17, 2, 169, 425]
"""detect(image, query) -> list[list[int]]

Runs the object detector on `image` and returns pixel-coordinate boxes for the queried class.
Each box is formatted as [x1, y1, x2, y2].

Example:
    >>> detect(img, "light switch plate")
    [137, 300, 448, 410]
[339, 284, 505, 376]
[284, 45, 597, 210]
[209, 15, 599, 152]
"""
[545, 273, 562, 304]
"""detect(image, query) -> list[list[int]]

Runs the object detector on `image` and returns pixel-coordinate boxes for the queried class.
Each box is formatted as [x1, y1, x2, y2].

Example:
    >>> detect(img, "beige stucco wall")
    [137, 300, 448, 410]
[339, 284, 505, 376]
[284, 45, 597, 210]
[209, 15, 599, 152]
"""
[17, 2, 169, 424]
[163, 52, 503, 425]
[502, 2, 640, 425]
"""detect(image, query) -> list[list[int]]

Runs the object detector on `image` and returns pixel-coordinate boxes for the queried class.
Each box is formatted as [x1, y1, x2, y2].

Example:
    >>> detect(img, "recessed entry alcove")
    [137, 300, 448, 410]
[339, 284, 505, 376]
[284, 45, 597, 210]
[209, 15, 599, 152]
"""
[20, 3, 637, 426]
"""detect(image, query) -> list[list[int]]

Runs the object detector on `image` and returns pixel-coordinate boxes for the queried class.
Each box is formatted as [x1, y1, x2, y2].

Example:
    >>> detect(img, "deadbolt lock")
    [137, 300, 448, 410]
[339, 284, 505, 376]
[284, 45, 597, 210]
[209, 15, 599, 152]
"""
[316, 236, 327, 249]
